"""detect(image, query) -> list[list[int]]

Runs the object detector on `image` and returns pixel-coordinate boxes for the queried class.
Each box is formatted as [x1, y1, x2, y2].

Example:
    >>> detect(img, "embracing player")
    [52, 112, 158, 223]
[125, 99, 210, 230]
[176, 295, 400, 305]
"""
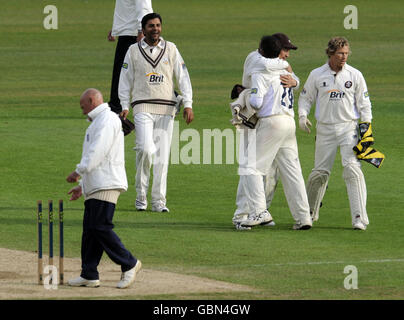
[234, 35, 312, 230]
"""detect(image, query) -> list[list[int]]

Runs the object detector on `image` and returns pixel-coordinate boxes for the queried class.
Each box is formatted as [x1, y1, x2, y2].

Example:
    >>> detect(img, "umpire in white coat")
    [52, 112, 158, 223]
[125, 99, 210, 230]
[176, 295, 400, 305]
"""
[298, 37, 372, 230]
[119, 13, 194, 213]
[66, 88, 141, 289]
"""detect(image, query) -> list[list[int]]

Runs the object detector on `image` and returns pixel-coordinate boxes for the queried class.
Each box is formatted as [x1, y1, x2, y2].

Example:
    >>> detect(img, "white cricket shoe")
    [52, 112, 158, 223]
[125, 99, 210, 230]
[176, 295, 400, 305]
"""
[135, 199, 147, 211]
[234, 222, 251, 231]
[292, 222, 312, 230]
[353, 215, 367, 230]
[353, 221, 367, 230]
[241, 210, 271, 227]
[152, 205, 169, 212]
[232, 215, 251, 230]
[117, 260, 142, 289]
[260, 211, 275, 226]
[67, 276, 100, 287]
[261, 220, 276, 227]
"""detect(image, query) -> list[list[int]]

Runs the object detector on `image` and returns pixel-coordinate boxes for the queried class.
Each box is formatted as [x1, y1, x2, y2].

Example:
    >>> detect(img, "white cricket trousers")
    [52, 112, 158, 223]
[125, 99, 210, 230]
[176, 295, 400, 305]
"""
[134, 112, 174, 207]
[233, 124, 290, 221]
[240, 115, 311, 224]
[312, 120, 368, 225]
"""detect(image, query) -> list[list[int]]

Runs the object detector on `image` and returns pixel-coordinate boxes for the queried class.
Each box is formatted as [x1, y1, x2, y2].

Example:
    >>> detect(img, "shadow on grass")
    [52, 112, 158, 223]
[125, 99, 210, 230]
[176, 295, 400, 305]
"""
[0, 212, 353, 232]
[2, 115, 84, 120]
[0, 206, 83, 212]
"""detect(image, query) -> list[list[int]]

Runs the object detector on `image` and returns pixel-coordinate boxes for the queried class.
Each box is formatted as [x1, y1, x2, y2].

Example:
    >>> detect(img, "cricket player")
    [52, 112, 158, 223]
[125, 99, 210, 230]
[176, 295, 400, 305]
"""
[263, 32, 301, 214]
[240, 36, 312, 230]
[108, 0, 153, 114]
[298, 37, 372, 230]
[233, 34, 304, 230]
[119, 13, 193, 212]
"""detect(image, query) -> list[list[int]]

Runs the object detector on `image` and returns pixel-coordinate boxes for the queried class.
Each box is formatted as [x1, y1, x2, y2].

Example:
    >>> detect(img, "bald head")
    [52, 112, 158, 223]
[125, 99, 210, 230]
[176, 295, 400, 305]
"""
[80, 88, 104, 115]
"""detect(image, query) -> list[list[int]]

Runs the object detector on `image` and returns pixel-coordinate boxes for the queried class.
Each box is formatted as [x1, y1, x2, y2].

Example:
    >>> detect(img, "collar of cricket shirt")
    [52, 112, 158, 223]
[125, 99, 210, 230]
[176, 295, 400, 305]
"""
[87, 103, 109, 121]
[326, 62, 348, 76]
[141, 37, 165, 50]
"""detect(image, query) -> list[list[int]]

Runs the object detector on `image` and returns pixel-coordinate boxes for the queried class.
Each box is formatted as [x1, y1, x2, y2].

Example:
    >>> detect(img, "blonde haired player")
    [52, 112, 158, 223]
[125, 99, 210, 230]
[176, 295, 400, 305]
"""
[298, 37, 373, 230]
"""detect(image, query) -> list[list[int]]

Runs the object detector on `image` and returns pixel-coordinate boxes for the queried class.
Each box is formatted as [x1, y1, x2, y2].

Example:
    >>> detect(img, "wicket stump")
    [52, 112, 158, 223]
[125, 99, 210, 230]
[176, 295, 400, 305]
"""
[37, 199, 64, 285]
[48, 200, 53, 271]
[37, 200, 43, 285]
[59, 199, 64, 284]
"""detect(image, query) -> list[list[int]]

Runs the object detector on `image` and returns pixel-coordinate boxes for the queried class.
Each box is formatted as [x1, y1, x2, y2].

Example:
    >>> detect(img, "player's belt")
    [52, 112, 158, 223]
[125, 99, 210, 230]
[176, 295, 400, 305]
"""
[131, 99, 177, 107]
[258, 114, 293, 119]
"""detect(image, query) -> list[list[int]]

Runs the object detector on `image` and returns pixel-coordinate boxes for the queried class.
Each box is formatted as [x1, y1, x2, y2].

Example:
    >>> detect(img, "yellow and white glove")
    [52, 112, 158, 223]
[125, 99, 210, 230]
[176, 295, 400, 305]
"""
[299, 115, 312, 133]
[353, 122, 385, 168]
[353, 122, 374, 154]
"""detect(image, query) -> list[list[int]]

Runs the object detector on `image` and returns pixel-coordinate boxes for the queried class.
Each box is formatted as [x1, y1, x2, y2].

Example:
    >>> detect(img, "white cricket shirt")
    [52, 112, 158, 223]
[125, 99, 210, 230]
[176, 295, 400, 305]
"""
[119, 37, 193, 111]
[111, 0, 153, 36]
[250, 70, 298, 118]
[242, 50, 289, 88]
[298, 63, 372, 124]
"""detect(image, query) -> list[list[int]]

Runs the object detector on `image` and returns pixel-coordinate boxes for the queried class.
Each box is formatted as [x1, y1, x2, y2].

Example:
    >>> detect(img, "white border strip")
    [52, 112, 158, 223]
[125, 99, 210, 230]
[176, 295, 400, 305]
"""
[248, 258, 404, 268]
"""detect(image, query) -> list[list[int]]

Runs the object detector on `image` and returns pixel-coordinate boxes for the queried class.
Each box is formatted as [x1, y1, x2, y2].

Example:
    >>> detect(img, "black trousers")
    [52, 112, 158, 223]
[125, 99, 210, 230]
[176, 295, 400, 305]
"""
[80, 199, 137, 280]
[109, 35, 137, 114]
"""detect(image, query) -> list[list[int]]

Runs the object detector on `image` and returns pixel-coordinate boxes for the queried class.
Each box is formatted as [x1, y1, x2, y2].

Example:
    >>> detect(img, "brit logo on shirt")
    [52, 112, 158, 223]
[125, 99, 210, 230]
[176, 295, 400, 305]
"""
[345, 81, 352, 88]
[328, 89, 345, 99]
[146, 72, 164, 85]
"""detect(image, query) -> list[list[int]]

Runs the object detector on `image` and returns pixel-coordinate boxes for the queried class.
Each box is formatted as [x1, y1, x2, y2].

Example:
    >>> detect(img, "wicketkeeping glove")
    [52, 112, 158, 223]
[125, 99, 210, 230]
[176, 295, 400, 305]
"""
[353, 122, 385, 168]
[299, 115, 312, 133]
[353, 122, 374, 154]
[356, 147, 385, 168]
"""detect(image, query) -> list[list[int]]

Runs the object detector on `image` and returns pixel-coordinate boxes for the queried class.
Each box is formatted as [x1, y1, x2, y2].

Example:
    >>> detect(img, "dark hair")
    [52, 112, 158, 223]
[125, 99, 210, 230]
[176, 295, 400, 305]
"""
[230, 84, 246, 99]
[141, 13, 162, 29]
[259, 36, 282, 58]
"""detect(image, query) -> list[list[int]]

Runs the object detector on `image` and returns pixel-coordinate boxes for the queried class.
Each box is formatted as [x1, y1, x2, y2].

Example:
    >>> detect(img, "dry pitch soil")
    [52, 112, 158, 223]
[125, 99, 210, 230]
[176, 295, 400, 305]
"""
[0, 248, 254, 299]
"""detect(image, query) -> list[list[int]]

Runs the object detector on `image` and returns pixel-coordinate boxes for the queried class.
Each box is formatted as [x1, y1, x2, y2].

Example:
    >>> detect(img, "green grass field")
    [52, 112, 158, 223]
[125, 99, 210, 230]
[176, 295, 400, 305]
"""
[0, 0, 403, 299]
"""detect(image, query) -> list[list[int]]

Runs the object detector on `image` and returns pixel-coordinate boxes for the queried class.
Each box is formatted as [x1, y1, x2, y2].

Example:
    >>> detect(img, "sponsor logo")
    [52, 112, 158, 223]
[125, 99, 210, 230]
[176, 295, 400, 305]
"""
[251, 88, 258, 94]
[146, 72, 164, 84]
[301, 88, 306, 95]
[122, 62, 128, 69]
[321, 82, 328, 87]
[364, 91, 369, 98]
[327, 89, 345, 99]
[345, 81, 352, 88]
